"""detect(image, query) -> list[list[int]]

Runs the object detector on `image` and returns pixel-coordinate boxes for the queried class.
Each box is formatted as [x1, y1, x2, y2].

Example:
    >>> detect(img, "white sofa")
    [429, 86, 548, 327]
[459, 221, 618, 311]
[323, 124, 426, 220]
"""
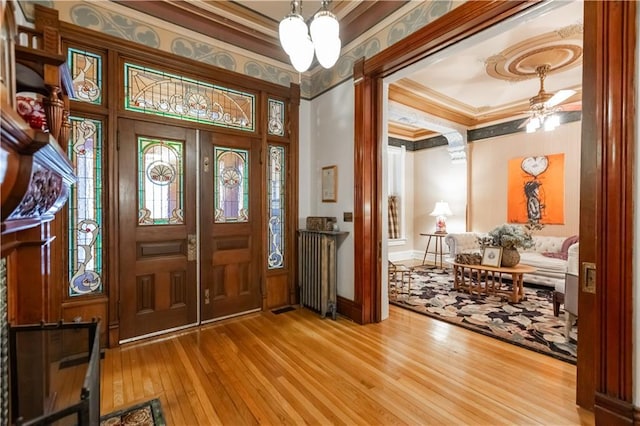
[444, 232, 579, 290]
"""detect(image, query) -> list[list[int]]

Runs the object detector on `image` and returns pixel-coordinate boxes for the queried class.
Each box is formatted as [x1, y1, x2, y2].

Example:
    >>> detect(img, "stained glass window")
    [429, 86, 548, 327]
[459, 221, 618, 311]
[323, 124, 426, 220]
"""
[68, 48, 103, 104]
[268, 145, 285, 269]
[214, 147, 249, 223]
[68, 117, 103, 296]
[268, 98, 285, 136]
[124, 63, 255, 131]
[138, 137, 184, 225]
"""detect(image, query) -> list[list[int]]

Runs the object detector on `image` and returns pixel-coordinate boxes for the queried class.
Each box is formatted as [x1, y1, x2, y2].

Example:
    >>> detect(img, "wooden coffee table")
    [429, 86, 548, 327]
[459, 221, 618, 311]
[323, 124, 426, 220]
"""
[452, 262, 536, 303]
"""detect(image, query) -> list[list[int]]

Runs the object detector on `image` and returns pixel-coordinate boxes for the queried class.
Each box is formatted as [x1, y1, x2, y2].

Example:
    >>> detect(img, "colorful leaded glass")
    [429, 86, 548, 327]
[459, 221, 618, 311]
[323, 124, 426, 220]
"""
[68, 117, 103, 296]
[268, 145, 285, 269]
[138, 137, 184, 225]
[268, 98, 285, 136]
[68, 48, 103, 104]
[124, 63, 255, 131]
[214, 147, 249, 223]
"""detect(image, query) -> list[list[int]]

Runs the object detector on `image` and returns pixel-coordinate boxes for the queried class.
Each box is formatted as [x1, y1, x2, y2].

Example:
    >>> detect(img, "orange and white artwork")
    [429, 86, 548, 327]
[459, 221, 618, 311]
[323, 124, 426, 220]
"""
[507, 154, 564, 224]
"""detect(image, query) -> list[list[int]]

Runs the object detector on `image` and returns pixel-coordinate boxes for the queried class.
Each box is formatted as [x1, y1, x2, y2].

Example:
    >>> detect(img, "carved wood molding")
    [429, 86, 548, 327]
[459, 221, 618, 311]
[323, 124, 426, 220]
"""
[352, 1, 540, 325]
[589, 1, 637, 423]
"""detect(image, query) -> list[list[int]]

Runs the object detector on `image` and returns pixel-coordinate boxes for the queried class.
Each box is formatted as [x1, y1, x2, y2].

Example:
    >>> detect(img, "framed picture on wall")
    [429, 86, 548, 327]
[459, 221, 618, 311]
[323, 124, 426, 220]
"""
[322, 165, 337, 202]
[481, 246, 502, 267]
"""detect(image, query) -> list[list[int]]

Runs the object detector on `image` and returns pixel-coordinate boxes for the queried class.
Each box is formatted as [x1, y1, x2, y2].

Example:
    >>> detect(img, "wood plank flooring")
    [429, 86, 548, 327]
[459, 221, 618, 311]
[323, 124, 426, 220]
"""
[100, 305, 595, 425]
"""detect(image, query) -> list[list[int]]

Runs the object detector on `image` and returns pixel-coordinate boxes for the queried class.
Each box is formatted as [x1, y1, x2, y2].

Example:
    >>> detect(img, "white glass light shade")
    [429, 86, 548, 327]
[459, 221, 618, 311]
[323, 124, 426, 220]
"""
[310, 11, 339, 42]
[314, 36, 341, 69]
[289, 36, 314, 72]
[543, 114, 560, 131]
[279, 14, 308, 56]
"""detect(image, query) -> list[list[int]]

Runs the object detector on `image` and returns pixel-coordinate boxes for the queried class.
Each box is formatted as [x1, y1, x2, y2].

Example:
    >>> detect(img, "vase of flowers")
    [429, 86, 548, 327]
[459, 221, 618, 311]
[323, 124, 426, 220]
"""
[480, 223, 534, 267]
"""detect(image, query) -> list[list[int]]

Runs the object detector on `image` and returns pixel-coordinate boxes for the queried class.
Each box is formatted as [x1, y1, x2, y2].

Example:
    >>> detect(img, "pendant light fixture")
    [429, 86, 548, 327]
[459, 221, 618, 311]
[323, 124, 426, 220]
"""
[278, 0, 341, 73]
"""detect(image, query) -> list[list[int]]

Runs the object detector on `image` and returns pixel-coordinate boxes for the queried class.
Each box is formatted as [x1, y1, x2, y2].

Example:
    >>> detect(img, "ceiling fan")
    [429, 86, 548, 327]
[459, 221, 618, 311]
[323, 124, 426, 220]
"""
[521, 64, 578, 133]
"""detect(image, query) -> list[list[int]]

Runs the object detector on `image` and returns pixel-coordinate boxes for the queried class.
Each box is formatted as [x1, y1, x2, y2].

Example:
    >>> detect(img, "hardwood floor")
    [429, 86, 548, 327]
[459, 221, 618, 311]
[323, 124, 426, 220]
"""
[101, 305, 594, 425]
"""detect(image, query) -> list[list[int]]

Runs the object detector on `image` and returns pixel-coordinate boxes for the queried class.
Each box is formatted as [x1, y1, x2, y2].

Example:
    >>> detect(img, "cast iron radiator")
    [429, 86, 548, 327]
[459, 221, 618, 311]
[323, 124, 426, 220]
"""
[298, 230, 339, 320]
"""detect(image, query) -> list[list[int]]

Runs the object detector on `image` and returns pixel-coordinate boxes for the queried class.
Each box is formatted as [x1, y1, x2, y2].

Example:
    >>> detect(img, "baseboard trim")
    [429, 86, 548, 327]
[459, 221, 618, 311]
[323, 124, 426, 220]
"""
[594, 392, 635, 425]
[337, 296, 362, 324]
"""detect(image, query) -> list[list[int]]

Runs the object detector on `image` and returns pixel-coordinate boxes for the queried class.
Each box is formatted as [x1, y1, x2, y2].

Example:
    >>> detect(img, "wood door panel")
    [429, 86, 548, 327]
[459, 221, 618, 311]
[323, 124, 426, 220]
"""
[200, 131, 262, 320]
[212, 248, 251, 264]
[137, 241, 185, 258]
[118, 118, 197, 340]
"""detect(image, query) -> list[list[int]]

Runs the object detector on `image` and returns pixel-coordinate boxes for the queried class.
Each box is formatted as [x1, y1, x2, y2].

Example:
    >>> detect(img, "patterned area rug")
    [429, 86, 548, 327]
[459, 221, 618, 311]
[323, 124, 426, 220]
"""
[390, 266, 577, 364]
[101, 398, 166, 426]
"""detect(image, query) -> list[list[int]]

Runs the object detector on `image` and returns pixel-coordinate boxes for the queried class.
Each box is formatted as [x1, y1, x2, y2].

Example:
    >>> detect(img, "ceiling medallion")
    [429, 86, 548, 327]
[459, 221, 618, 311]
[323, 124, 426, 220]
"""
[485, 26, 583, 82]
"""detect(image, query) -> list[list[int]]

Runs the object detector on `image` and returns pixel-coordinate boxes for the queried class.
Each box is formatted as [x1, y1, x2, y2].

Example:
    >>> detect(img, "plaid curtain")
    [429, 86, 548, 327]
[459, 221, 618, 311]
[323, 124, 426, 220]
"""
[388, 196, 400, 239]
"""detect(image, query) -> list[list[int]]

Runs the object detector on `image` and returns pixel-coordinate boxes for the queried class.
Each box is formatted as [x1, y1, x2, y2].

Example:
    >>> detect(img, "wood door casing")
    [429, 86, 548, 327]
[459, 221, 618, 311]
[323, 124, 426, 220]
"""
[118, 119, 197, 340]
[200, 131, 262, 320]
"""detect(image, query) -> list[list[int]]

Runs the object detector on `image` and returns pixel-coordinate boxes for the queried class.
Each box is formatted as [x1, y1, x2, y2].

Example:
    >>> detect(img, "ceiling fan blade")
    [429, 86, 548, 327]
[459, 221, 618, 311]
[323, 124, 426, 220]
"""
[546, 89, 576, 107]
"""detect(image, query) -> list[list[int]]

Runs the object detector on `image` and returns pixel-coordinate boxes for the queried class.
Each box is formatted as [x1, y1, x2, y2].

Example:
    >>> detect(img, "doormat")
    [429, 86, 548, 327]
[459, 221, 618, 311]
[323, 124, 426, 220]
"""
[391, 266, 577, 364]
[101, 398, 165, 426]
[272, 306, 296, 315]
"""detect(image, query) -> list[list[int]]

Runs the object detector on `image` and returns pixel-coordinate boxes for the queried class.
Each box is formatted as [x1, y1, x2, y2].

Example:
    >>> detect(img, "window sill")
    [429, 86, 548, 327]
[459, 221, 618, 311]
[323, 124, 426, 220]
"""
[388, 238, 407, 247]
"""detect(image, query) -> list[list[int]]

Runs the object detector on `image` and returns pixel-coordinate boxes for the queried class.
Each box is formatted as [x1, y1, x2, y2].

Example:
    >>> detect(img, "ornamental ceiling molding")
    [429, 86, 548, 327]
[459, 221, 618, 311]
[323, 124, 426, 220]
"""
[485, 24, 583, 82]
[22, 0, 459, 100]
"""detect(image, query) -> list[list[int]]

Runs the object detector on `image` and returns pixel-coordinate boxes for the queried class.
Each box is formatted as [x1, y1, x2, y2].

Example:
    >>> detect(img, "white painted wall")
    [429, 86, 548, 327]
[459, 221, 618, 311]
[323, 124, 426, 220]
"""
[298, 100, 312, 228]
[308, 80, 355, 300]
[413, 145, 468, 249]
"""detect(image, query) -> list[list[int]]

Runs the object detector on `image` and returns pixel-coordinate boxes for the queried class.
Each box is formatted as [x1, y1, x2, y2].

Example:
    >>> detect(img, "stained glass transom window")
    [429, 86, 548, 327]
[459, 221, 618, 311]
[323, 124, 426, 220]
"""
[124, 63, 255, 131]
[68, 117, 103, 296]
[68, 48, 103, 104]
[138, 137, 184, 225]
[214, 147, 249, 223]
[268, 99, 285, 136]
[268, 145, 285, 269]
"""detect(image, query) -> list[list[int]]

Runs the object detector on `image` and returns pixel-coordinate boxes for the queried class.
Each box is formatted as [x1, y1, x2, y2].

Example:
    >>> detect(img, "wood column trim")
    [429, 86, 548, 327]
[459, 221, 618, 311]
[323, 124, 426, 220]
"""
[352, 1, 541, 325]
[590, 1, 636, 424]
[353, 57, 378, 324]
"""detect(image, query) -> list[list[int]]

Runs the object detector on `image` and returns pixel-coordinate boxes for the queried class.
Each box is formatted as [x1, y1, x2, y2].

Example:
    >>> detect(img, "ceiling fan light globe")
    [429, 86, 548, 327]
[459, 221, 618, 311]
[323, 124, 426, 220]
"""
[315, 37, 341, 69]
[279, 14, 308, 56]
[289, 36, 314, 73]
[310, 11, 339, 42]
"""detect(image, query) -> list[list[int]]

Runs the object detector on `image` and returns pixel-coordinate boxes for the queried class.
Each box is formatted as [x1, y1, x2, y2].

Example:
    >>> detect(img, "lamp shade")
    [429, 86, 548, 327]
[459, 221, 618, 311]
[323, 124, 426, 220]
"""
[430, 201, 452, 233]
[288, 36, 314, 73]
[314, 36, 341, 69]
[310, 10, 339, 42]
[430, 201, 452, 217]
[278, 13, 308, 56]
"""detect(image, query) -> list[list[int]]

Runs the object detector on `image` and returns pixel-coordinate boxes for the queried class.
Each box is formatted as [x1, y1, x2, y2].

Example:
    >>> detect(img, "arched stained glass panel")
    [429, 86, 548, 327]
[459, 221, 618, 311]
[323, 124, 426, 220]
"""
[138, 138, 184, 225]
[214, 147, 249, 223]
[124, 63, 255, 131]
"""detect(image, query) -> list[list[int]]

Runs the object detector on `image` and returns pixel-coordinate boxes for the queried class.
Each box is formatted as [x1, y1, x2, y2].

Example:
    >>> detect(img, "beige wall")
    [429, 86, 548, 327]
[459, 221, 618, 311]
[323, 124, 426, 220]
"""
[469, 120, 581, 236]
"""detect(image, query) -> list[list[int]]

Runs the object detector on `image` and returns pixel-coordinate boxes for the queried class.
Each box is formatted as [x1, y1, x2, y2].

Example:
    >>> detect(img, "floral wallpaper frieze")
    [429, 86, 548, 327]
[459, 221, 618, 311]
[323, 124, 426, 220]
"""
[20, 0, 460, 99]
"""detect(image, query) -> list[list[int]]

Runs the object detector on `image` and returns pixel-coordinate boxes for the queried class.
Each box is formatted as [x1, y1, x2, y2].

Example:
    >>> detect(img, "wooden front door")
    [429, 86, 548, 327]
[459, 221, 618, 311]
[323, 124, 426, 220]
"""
[118, 119, 197, 340]
[200, 132, 262, 321]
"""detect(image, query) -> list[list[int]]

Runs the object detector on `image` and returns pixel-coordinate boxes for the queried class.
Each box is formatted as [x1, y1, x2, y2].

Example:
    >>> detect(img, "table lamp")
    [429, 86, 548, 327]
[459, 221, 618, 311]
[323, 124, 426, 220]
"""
[430, 201, 452, 234]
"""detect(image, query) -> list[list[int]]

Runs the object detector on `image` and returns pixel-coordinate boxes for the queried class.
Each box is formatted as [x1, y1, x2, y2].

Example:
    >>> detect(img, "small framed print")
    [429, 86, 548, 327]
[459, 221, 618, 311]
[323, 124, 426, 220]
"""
[481, 246, 503, 267]
[322, 165, 337, 202]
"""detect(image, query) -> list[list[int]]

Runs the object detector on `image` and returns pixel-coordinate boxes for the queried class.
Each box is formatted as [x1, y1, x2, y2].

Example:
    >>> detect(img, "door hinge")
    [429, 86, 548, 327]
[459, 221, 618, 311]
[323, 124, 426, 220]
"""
[116, 130, 120, 151]
[259, 148, 263, 165]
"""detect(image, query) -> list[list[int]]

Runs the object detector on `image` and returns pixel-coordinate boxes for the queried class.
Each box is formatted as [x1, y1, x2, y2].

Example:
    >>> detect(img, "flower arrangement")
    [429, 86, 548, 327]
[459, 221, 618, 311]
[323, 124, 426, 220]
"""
[479, 223, 534, 250]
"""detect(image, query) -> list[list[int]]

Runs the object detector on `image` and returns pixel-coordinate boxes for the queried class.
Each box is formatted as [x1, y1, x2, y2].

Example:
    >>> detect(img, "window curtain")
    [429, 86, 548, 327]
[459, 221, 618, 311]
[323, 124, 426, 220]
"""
[388, 196, 400, 239]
